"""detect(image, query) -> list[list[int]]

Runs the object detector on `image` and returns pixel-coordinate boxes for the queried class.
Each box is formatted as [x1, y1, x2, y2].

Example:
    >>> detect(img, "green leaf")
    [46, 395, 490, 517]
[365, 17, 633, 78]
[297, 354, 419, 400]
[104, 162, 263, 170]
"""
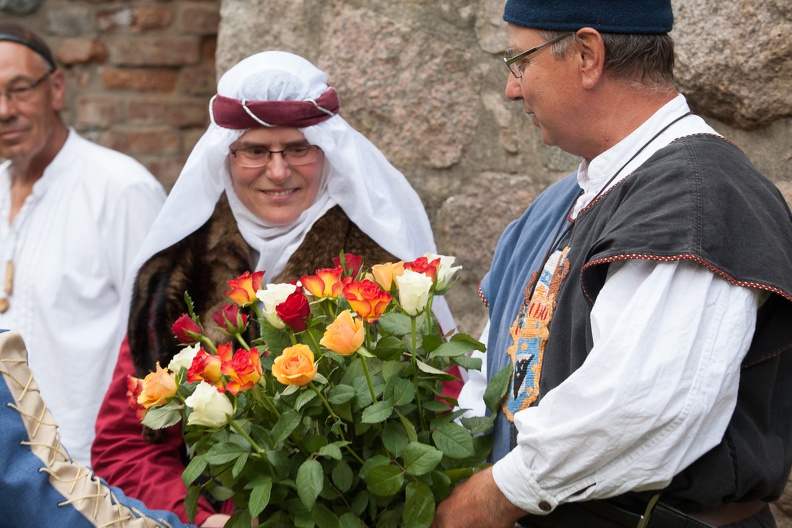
[182, 454, 207, 486]
[228, 511, 253, 528]
[452, 354, 482, 371]
[339, 513, 365, 528]
[184, 484, 200, 523]
[205, 442, 247, 465]
[141, 401, 183, 430]
[381, 421, 409, 457]
[208, 484, 235, 501]
[231, 451, 249, 478]
[432, 422, 475, 459]
[295, 389, 317, 410]
[378, 312, 413, 336]
[361, 400, 393, 423]
[403, 481, 435, 528]
[371, 336, 406, 360]
[459, 415, 496, 435]
[402, 442, 443, 476]
[364, 464, 404, 497]
[296, 458, 324, 510]
[259, 323, 292, 356]
[429, 340, 477, 359]
[249, 477, 273, 518]
[328, 384, 356, 404]
[271, 410, 301, 447]
[415, 359, 450, 376]
[384, 376, 415, 406]
[484, 363, 512, 414]
[317, 442, 343, 460]
[331, 460, 354, 492]
[311, 502, 341, 528]
[360, 455, 390, 479]
[394, 408, 418, 443]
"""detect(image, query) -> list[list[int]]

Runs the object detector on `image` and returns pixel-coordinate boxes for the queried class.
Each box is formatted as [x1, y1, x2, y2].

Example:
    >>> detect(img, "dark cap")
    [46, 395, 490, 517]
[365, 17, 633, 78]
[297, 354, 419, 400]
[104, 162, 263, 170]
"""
[504, 0, 673, 34]
[0, 23, 57, 71]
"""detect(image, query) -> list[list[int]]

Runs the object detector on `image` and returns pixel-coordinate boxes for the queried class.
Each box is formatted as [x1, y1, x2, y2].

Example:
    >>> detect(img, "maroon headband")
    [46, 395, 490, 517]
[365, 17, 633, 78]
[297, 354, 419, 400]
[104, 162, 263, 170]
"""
[210, 87, 340, 129]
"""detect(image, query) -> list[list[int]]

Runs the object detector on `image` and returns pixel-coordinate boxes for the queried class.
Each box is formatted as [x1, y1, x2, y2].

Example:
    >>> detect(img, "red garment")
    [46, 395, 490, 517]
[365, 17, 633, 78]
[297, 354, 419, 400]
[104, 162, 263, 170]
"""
[91, 336, 231, 525]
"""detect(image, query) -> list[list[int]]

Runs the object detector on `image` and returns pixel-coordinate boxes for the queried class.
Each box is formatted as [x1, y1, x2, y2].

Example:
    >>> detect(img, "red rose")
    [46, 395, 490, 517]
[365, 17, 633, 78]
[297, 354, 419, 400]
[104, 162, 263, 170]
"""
[126, 376, 146, 421]
[404, 256, 440, 282]
[333, 253, 363, 278]
[172, 314, 203, 344]
[275, 290, 311, 332]
[222, 347, 263, 395]
[212, 304, 249, 335]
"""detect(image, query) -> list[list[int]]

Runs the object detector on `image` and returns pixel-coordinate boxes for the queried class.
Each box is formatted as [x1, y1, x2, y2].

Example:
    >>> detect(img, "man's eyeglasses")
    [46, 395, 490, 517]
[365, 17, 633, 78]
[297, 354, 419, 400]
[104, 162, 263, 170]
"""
[0, 71, 52, 103]
[231, 144, 321, 168]
[504, 33, 574, 79]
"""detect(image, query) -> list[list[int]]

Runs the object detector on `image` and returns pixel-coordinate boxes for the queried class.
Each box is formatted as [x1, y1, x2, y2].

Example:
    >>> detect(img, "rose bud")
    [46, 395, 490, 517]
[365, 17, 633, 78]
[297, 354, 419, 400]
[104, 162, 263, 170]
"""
[212, 304, 249, 335]
[275, 290, 311, 333]
[172, 314, 203, 344]
[333, 253, 363, 278]
[226, 270, 265, 306]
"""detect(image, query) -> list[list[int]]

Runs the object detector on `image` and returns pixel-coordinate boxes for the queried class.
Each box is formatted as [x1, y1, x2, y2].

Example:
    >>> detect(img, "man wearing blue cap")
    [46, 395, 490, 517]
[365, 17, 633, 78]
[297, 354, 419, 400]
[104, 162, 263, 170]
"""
[436, 1, 792, 527]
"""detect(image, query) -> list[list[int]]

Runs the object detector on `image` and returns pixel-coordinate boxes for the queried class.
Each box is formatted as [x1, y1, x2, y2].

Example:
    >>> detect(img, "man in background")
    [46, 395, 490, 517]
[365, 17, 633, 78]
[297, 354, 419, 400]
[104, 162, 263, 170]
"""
[0, 23, 166, 465]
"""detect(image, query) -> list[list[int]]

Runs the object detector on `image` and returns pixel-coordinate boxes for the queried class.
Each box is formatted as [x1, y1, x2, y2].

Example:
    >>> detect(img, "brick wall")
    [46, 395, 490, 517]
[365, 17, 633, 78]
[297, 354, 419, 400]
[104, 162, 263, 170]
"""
[2, 0, 219, 189]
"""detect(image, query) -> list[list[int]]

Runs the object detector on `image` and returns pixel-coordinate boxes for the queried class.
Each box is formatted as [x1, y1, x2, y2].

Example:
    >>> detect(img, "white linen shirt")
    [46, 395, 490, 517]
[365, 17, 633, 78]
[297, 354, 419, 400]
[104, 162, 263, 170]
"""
[460, 95, 764, 514]
[0, 130, 166, 465]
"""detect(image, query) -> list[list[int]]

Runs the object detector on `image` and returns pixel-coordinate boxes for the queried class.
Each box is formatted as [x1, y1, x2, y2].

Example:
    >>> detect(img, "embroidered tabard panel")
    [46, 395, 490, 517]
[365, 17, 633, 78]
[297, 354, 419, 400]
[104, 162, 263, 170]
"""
[503, 246, 571, 421]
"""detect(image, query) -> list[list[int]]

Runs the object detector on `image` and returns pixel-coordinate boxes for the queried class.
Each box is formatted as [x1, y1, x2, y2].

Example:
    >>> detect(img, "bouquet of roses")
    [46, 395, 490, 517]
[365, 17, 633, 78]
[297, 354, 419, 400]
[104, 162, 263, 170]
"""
[129, 253, 500, 528]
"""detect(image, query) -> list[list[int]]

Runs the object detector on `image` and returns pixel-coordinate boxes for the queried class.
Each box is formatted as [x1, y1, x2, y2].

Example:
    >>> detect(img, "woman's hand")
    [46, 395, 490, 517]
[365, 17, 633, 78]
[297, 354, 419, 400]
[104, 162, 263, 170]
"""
[201, 513, 231, 527]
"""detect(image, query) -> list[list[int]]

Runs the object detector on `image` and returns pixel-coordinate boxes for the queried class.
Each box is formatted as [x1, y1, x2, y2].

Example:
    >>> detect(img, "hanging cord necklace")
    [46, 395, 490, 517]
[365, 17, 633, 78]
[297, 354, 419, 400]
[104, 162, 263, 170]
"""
[0, 192, 40, 313]
[525, 111, 692, 301]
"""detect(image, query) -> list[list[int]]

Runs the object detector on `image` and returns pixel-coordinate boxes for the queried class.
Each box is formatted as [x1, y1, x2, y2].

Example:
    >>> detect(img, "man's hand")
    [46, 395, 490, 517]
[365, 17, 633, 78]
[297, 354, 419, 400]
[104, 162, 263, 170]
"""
[432, 466, 527, 528]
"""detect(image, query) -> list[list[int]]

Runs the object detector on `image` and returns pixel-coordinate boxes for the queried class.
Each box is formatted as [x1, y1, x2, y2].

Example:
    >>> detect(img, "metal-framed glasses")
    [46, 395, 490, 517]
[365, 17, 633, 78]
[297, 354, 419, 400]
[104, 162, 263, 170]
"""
[230, 144, 321, 168]
[504, 33, 574, 79]
[0, 71, 52, 103]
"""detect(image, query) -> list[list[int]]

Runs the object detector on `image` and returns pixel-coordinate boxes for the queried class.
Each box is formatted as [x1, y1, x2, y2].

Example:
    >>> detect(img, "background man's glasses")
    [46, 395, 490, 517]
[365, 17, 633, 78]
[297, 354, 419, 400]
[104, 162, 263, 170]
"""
[504, 33, 574, 79]
[231, 144, 320, 168]
[0, 71, 51, 103]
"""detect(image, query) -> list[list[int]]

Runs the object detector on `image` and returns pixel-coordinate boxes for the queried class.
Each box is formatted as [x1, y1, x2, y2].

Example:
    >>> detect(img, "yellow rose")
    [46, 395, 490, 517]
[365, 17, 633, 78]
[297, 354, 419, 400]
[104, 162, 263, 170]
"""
[272, 344, 318, 386]
[371, 261, 404, 291]
[320, 309, 364, 355]
[137, 363, 177, 409]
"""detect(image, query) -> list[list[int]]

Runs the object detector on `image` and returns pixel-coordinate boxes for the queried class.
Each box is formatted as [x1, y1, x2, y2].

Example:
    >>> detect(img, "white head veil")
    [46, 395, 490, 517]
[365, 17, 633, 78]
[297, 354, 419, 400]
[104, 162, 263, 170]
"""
[116, 51, 455, 348]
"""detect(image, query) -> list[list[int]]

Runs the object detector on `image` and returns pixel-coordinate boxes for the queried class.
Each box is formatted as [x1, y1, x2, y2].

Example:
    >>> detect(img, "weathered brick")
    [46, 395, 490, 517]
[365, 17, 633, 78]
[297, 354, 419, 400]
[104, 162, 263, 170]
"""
[101, 127, 180, 154]
[200, 36, 217, 61]
[102, 68, 179, 92]
[76, 96, 125, 127]
[55, 38, 109, 65]
[138, 154, 188, 189]
[178, 5, 219, 35]
[131, 7, 174, 30]
[110, 36, 201, 67]
[178, 64, 216, 96]
[168, 99, 209, 128]
[126, 98, 169, 124]
[47, 7, 95, 36]
[97, 8, 134, 32]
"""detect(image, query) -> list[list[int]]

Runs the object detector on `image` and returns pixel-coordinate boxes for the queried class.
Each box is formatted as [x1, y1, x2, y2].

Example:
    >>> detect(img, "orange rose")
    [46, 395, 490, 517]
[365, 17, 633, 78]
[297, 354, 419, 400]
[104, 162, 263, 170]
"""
[187, 347, 224, 386]
[226, 270, 265, 306]
[272, 344, 318, 386]
[222, 347, 263, 395]
[137, 363, 177, 409]
[301, 267, 344, 299]
[343, 279, 392, 323]
[371, 261, 405, 291]
[320, 309, 365, 355]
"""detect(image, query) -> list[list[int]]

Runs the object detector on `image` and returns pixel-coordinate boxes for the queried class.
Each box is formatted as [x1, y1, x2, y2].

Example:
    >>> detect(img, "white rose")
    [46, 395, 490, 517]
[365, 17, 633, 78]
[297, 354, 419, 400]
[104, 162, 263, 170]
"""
[256, 283, 297, 329]
[168, 343, 201, 373]
[184, 382, 233, 428]
[425, 252, 462, 292]
[395, 269, 433, 316]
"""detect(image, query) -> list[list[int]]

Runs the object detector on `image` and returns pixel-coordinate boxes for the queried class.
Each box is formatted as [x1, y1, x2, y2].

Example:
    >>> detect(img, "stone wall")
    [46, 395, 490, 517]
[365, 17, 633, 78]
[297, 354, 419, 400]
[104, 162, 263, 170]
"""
[1, 0, 220, 188]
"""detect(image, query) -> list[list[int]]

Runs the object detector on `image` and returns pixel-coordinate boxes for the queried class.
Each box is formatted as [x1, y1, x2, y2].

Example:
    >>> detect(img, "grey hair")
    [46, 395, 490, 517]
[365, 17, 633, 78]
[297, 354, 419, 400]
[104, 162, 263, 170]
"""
[543, 30, 675, 90]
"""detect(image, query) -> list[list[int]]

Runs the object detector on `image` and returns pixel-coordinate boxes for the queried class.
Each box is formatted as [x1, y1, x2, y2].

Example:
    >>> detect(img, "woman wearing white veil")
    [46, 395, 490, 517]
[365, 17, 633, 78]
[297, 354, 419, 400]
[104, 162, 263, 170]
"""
[91, 51, 456, 526]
